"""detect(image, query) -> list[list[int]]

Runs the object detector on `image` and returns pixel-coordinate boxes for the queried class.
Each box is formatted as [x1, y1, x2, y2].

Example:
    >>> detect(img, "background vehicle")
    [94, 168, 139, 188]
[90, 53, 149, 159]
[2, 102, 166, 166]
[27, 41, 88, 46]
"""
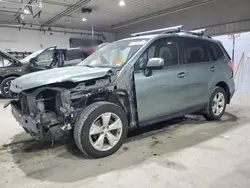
[8, 26, 235, 158]
[87, 43, 110, 55]
[7, 51, 32, 60]
[70, 37, 104, 55]
[0, 46, 86, 98]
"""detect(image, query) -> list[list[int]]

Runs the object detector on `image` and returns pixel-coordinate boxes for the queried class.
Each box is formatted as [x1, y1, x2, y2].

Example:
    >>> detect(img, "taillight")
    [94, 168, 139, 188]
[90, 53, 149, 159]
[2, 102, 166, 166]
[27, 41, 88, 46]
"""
[88, 48, 94, 55]
[228, 60, 234, 70]
[228, 60, 234, 78]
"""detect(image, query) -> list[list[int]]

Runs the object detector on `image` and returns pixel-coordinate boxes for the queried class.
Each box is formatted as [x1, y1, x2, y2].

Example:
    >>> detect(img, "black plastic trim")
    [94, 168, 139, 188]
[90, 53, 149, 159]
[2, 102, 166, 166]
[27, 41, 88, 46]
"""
[139, 104, 206, 127]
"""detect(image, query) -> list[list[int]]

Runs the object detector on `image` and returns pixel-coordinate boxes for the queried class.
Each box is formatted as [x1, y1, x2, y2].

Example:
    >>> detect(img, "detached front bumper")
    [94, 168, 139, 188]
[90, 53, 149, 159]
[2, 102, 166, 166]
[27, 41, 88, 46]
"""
[11, 102, 42, 137]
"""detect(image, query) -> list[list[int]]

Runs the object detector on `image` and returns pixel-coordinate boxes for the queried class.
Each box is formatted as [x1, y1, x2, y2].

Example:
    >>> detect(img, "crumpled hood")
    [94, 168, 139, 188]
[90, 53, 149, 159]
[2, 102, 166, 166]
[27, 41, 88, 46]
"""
[10, 66, 111, 93]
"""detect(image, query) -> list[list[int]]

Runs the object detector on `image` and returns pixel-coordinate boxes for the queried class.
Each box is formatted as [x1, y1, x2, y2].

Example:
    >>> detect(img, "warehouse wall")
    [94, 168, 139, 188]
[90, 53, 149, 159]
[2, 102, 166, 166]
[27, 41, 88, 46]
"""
[0, 27, 116, 52]
[115, 0, 250, 38]
[214, 32, 250, 93]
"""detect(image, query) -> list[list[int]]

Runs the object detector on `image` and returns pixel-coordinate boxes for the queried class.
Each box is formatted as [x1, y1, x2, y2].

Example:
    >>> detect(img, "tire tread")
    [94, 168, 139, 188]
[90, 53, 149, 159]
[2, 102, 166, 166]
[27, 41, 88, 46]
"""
[0, 76, 18, 98]
[73, 101, 125, 158]
[204, 86, 227, 120]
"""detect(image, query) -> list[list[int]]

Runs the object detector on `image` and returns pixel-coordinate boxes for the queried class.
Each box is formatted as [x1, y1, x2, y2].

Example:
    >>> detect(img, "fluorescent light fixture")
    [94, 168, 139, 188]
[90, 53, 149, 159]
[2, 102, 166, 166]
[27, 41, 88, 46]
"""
[82, 17, 87, 22]
[23, 7, 30, 14]
[119, 0, 125, 6]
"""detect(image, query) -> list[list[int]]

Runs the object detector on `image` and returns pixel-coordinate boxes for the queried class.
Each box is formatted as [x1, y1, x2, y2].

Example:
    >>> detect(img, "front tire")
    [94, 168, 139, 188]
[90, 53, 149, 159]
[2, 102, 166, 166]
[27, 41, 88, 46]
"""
[0, 76, 17, 99]
[74, 101, 128, 158]
[204, 86, 227, 120]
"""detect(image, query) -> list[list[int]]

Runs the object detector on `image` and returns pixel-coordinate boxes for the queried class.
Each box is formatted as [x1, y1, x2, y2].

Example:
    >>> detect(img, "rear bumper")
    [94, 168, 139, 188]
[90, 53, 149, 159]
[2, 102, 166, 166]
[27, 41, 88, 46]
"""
[228, 78, 235, 103]
[230, 89, 235, 99]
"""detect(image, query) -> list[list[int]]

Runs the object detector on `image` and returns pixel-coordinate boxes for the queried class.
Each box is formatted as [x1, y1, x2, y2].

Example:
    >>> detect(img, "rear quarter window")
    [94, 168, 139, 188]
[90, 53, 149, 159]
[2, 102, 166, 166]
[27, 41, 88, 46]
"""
[206, 41, 226, 61]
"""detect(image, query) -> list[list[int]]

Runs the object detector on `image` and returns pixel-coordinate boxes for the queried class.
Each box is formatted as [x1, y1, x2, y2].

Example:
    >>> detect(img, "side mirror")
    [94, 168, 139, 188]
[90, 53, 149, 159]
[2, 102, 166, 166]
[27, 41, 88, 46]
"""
[146, 58, 164, 69]
[29, 57, 37, 64]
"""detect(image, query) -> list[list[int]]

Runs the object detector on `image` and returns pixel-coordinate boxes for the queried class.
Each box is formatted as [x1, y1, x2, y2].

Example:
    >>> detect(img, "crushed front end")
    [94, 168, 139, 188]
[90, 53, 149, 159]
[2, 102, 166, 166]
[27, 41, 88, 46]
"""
[7, 74, 131, 141]
[10, 88, 73, 140]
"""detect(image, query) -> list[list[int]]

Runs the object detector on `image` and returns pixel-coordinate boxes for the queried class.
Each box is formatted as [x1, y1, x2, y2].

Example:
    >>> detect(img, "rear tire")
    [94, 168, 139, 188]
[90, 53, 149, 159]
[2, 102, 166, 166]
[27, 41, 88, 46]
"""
[204, 86, 227, 120]
[73, 101, 128, 158]
[0, 76, 18, 99]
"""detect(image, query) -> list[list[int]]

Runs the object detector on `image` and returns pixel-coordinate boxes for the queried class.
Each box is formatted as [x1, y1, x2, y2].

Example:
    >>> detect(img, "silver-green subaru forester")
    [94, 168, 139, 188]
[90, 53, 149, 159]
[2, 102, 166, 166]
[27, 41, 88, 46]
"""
[8, 26, 235, 158]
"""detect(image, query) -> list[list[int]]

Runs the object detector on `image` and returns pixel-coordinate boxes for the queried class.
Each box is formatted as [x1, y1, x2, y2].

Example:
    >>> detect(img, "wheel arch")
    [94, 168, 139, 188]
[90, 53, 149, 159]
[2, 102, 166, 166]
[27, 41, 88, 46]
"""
[215, 81, 230, 104]
[0, 73, 22, 82]
[85, 90, 131, 125]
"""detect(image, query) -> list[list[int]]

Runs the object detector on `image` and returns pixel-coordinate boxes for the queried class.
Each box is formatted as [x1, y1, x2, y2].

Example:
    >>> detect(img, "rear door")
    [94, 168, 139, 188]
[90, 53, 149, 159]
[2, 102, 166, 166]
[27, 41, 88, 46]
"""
[134, 37, 189, 123]
[184, 38, 215, 108]
[207, 41, 234, 94]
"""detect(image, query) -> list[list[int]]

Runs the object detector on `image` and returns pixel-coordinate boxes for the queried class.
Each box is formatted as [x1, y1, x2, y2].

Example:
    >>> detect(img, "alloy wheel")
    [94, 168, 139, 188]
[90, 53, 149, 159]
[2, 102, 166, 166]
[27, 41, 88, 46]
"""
[3, 80, 11, 94]
[212, 92, 225, 116]
[89, 112, 123, 151]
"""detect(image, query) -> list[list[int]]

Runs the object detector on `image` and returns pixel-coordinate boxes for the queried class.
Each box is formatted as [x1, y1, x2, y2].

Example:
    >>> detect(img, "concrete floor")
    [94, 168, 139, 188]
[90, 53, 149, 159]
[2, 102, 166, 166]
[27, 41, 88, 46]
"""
[0, 93, 250, 188]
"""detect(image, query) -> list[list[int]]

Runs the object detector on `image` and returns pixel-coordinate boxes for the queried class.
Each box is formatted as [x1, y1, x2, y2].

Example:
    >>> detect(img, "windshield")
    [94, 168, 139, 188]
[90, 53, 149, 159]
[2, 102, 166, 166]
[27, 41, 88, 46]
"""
[21, 49, 44, 63]
[78, 39, 148, 68]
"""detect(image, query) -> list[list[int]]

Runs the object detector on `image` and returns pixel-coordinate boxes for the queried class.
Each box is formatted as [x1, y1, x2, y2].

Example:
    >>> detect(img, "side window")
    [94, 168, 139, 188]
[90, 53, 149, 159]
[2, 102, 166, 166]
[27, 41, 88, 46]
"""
[66, 50, 84, 61]
[185, 38, 210, 64]
[36, 49, 54, 65]
[207, 42, 224, 61]
[207, 42, 217, 61]
[134, 38, 179, 71]
[214, 43, 224, 60]
[134, 45, 156, 71]
[158, 40, 179, 67]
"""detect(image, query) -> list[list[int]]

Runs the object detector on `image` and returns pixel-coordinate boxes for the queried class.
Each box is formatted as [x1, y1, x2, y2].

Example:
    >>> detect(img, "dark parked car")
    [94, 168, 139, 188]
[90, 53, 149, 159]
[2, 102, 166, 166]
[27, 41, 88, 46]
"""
[0, 46, 86, 98]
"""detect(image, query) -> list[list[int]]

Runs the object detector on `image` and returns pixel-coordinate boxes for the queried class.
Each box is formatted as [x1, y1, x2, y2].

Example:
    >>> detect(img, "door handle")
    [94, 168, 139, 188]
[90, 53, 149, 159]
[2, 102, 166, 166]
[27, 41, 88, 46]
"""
[210, 66, 215, 71]
[178, 72, 188, 78]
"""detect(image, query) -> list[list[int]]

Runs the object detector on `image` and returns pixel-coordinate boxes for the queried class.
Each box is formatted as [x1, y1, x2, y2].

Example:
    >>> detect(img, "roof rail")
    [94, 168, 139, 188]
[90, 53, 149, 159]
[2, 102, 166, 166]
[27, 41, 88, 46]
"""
[131, 25, 183, 36]
[189, 28, 207, 36]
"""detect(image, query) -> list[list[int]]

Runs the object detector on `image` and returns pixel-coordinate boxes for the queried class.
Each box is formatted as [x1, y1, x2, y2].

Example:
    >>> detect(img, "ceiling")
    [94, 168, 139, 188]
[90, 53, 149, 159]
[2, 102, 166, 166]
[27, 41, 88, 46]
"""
[0, 0, 217, 32]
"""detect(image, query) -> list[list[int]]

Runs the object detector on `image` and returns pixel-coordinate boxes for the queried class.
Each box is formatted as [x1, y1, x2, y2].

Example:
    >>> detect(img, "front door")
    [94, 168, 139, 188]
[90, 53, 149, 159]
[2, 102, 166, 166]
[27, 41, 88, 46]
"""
[29, 47, 56, 72]
[134, 37, 189, 123]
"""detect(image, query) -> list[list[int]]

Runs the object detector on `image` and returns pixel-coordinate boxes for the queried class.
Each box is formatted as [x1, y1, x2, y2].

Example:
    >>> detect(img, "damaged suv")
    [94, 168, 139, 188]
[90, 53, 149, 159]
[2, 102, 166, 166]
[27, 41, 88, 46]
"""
[7, 26, 235, 158]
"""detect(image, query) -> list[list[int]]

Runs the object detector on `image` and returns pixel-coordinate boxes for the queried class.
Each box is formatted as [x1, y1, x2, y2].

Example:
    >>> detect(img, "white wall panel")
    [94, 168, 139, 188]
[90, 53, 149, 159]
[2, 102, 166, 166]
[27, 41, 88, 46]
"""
[214, 32, 250, 92]
[0, 27, 115, 52]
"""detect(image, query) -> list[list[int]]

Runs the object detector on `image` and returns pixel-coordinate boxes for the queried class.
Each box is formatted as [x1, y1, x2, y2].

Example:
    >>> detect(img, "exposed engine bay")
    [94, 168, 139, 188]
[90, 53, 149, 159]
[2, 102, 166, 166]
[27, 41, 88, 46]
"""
[9, 75, 132, 142]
